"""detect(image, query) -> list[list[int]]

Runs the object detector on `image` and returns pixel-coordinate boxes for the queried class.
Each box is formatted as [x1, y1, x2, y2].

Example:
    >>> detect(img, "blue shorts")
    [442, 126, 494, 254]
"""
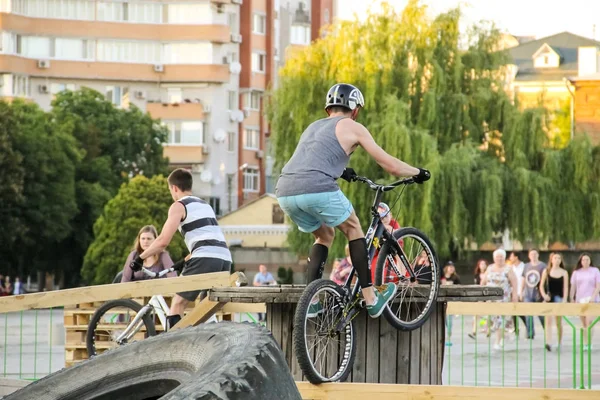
[277, 190, 353, 233]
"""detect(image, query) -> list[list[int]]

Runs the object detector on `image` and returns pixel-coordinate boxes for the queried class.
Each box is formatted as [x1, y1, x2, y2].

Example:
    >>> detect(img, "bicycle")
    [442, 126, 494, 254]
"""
[292, 174, 440, 383]
[86, 264, 188, 357]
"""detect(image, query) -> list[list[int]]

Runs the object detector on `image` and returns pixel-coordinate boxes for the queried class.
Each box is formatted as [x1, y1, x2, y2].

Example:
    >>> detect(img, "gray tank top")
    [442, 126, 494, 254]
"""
[276, 116, 350, 197]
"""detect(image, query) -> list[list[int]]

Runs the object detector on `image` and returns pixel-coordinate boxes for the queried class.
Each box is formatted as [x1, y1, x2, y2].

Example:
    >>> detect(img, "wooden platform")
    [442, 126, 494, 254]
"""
[209, 285, 503, 385]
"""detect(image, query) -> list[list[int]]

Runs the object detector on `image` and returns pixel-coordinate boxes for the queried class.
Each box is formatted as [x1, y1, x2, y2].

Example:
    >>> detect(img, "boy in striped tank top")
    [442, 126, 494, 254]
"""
[130, 168, 232, 329]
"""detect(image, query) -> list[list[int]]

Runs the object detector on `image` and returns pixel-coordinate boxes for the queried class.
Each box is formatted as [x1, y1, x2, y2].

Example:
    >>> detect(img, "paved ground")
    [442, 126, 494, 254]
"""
[1, 310, 599, 390]
[442, 315, 600, 389]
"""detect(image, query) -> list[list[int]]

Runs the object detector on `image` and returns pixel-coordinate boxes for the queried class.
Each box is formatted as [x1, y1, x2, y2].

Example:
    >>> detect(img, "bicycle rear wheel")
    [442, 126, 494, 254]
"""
[375, 227, 440, 331]
[86, 299, 157, 357]
[293, 279, 356, 384]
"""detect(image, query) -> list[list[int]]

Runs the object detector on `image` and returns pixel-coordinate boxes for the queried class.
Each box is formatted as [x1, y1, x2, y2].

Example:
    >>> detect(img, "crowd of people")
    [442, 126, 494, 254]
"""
[443, 249, 600, 351]
[0, 274, 24, 296]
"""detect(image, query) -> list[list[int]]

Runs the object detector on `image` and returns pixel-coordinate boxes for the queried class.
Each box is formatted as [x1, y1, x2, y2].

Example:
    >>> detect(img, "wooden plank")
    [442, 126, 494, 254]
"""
[170, 297, 224, 330]
[208, 285, 503, 304]
[221, 303, 265, 313]
[419, 307, 431, 385]
[378, 318, 397, 383]
[296, 382, 600, 400]
[396, 319, 410, 384]
[351, 311, 367, 383]
[446, 301, 600, 316]
[430, 303, 438, 384]
[170, 273, 242, 329]
[364, 311, 380, 383]
[0, 272, 230, 313]
[408, 307, 421, 384]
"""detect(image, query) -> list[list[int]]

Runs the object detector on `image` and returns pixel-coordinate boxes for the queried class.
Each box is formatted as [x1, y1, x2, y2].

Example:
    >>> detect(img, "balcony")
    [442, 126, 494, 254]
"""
[0, 55, 230, 83]
[0, 13, 231, 43]
[147, 102, 205, 120]
[163, 145, 207, 165]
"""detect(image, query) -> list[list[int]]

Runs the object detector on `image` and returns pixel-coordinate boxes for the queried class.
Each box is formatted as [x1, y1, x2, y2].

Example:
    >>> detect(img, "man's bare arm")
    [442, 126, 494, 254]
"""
[353, 122, 419, 177]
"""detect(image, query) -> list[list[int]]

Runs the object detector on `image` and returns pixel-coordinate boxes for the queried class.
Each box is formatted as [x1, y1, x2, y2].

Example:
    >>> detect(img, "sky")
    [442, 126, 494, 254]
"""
[335, 0, 600, 41]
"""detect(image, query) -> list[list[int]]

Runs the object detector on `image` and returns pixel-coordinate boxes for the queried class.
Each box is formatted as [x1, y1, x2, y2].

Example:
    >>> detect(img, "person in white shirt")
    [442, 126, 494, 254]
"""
[509, 251, 526, 336]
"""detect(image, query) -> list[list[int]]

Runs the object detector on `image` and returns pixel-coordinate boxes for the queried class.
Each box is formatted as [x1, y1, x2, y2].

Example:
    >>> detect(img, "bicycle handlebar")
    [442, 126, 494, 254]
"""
[353, 175, 415, 192]
[140, 258, 186, 279]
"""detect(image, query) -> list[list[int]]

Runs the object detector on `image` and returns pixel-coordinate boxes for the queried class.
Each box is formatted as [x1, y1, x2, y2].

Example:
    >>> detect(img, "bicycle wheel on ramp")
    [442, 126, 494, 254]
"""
[5, 322, 302, 400]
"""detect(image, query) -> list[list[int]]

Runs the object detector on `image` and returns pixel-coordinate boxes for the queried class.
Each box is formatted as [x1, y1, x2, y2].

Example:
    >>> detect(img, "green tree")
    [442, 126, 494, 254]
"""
[0, 100, 80, 280]
[267, 0, 600, 260]
[82, 175, 187, 285]
[51, 88, 169, 286]
[0, 101, 26, 270]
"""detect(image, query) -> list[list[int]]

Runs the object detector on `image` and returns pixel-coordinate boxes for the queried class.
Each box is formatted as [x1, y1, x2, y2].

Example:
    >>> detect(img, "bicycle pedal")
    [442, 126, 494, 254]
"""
[358, 299, 366, 308]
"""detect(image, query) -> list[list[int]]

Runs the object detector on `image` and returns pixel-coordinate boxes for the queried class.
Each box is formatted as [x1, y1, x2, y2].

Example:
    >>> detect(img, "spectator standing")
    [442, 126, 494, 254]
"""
[442, 261, 460, 346]
[570, 253, 600, 351]
[482, 249, 518, 350]
[520, 249, 546, 339]
[540, 252, 569, 351]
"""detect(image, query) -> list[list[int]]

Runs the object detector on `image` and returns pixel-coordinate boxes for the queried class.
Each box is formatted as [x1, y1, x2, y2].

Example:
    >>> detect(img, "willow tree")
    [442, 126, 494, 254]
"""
[267, 0, 600, 259]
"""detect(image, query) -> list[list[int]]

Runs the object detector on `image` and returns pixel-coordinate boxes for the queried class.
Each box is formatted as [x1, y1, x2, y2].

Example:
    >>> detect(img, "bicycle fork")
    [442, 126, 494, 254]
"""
[115, 304, 152, 344]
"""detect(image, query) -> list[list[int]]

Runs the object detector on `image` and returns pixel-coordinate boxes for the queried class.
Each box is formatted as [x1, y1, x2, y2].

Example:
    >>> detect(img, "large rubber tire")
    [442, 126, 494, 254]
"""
[375, 227, 440, 331]
[86, 299, 157, 358]
[7, 322, 302, 400]
[293, 279, 356, 384]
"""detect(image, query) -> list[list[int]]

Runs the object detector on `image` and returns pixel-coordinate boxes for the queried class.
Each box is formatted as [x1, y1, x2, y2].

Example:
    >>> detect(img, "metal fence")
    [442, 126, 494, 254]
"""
[442, 312, 600, 389]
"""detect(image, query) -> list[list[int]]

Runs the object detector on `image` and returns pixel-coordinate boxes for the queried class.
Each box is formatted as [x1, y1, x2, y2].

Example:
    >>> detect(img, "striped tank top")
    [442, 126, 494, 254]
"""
[178, 196, 232, 262]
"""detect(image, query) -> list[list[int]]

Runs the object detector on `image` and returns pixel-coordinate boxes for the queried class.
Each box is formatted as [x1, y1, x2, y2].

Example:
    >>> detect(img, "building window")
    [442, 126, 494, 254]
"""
[246, 91, 261, 110]
[272, 204, 284, 224]
[164, 121, 204, 145]
[291, 25, 310, 45]
[167, 87, 182, 103]
[50, 83, 76, 94]
[228, 131, 235, 152]
[163, 42, 213, 64]
[244, 128, 260, 150]
[12, 0, 95, 20]
[205, 196, 221, 216]
[228, 90, 237, 110]
[97, 1, 129, 22]
[12, 75, 29, 97]
[54, 38, 89, 60]
[167, 3, 212, 24]
[105, 86, 129, 107]
[253, 13, 266, 35]
[243, 167, 259, 192]
[228, 13, 239, 35]
[251, 52, 266, 73]
[324, 8, 330, 23]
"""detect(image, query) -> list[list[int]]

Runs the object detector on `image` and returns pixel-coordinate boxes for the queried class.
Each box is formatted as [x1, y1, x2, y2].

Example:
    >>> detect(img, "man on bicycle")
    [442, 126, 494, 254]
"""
[275, 83, 431, 318]
[129, 168, 232, 329]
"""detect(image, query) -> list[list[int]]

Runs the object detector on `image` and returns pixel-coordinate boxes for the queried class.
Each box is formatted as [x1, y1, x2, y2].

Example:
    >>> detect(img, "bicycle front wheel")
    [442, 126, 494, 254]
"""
[375, 227, 440, 331]
[86, 299, 157, 358]
[293, 279, 356, 384]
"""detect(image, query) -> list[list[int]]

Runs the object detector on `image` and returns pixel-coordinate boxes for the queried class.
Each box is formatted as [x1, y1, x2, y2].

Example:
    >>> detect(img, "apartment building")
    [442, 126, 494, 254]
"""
[0, 0, 334, 215]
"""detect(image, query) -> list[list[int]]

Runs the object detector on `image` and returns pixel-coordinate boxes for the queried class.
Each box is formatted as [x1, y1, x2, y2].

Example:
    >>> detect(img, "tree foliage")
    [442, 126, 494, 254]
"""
[267, 0, 600, 259]
[82, 175, 187, 285]
[51, 88, 170, 286]
[0, 100, 80, 277]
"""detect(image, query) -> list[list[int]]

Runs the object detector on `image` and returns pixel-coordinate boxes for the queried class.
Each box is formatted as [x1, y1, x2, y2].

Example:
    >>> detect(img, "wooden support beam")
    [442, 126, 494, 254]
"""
[171, 273, 242, 330]
[446, 301, 600, 316]
[0, 272, 230, 313]
[296, 382, 599, 400]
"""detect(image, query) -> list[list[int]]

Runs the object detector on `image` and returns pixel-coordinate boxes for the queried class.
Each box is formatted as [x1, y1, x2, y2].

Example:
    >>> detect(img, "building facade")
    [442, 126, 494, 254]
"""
[0, 0, 334, 215]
